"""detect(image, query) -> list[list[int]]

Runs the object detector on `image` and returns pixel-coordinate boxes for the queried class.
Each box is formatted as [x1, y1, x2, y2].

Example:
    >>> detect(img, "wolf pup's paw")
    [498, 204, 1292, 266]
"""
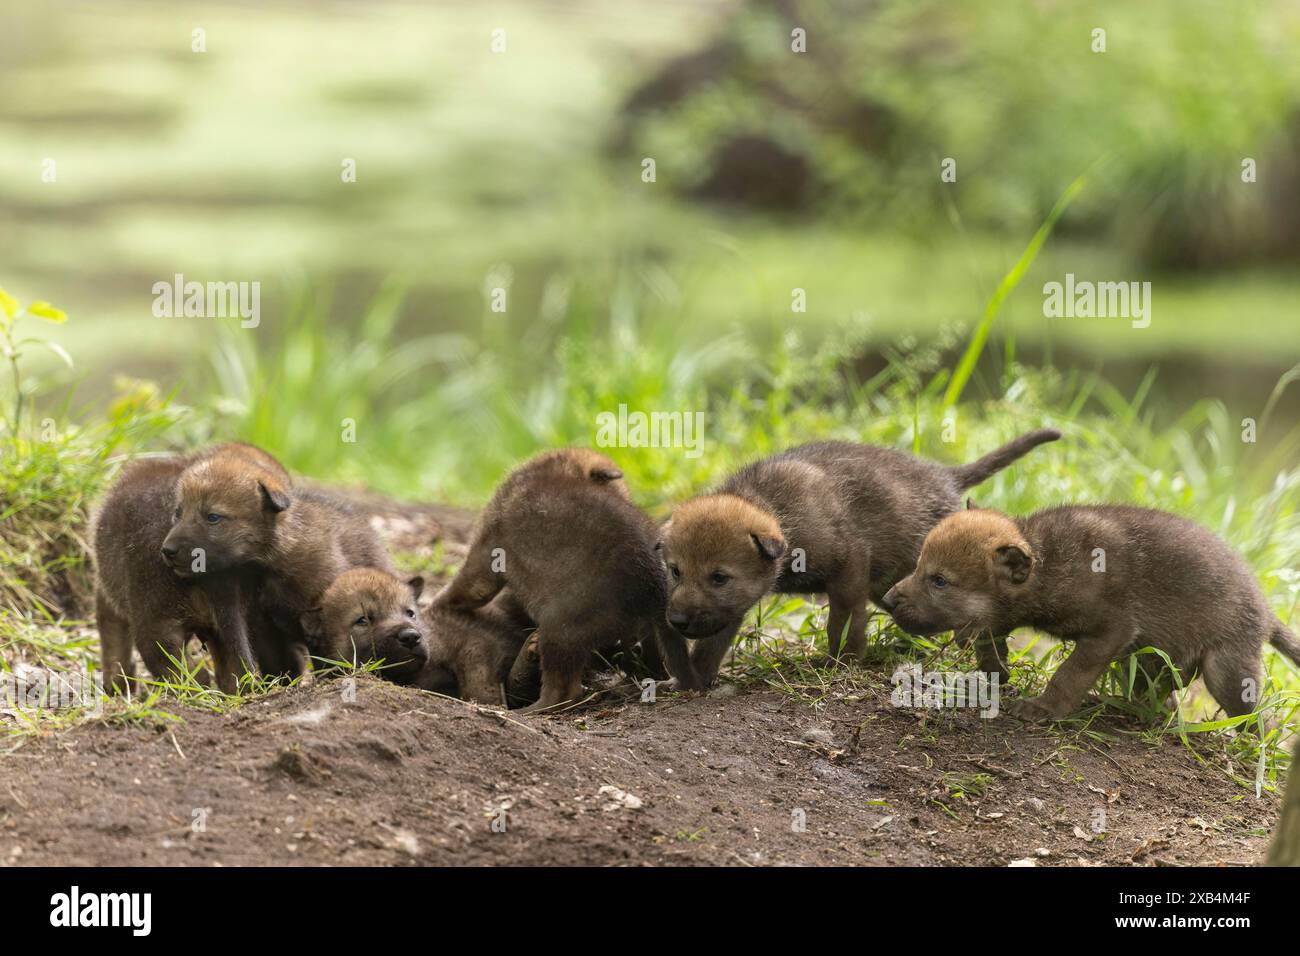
[659, 675, 709, 695]
[1006, 696, 1067, 722]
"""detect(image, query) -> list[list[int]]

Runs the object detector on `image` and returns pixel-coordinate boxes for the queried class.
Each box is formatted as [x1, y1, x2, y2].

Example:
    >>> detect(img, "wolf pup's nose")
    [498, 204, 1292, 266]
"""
[397, 627, 422, 648]
[667, 610, 690, 630]
[881, 588, 899, 613]
[160, 542, 180, 560]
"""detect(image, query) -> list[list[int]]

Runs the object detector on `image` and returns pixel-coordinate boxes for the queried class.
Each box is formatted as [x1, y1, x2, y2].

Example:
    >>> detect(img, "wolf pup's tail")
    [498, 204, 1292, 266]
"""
[949, 428, 1062, 491]
[1270, 622, 1300, 667]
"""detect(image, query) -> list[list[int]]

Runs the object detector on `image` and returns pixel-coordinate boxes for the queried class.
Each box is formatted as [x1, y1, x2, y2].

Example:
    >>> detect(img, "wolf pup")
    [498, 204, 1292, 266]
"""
[425, 448, 636, 708]
[417, 595, 534, 706]
[449, 447, 633, 703]
[658, 430, 1061, 683]
[94, 443, 290, 693]
[433, 449, 693, 711]
[205, 482, 393, 681]
[882, 505, 1300, 721]
[300, 568, 428, 684]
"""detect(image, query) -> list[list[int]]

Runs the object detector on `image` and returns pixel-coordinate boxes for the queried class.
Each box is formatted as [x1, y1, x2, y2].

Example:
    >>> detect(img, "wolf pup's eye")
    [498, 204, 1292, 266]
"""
[710, 571, 730, 586]
[354, 616, 370, 627]
[931, 574, 948, 589]
[205, 513, 223, 524]
[668, 565, 681, 581]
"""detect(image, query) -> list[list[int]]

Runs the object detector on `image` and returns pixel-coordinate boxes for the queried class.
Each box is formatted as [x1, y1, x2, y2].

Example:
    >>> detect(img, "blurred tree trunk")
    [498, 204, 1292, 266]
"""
[1268, 739, 1300, 866]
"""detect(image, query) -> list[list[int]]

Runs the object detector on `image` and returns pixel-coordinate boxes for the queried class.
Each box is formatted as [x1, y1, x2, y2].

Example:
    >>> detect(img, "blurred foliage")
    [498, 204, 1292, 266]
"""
[620, 0, 1300, 268]
[2, 0, 1298, 393]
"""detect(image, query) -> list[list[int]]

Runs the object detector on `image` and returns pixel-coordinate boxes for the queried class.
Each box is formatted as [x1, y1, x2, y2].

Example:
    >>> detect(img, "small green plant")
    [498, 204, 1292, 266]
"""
[0, 283, 180, 700]
[0, 285, 70, 436]
[943, 772, 993, 800]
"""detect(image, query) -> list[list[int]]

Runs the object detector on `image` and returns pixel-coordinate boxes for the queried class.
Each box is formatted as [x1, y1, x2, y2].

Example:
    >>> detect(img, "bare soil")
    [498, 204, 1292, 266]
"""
[2, 673, 1279, 867]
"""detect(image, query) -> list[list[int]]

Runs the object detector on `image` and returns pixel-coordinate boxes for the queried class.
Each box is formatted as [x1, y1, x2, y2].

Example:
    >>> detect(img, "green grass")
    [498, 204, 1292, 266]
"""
[0, 388, 180, 616]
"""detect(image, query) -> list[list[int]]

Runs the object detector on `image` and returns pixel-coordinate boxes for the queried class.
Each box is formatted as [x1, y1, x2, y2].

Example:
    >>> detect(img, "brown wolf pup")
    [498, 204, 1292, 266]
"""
[416, 595, 534, 706]
[215, 489, 392, 681]
[433, 449, 693, 711]
[441, 448, 633, 705]
[658, 430, 1061, 684]
[94, 443, 291, 693]
[300, 568, 428, 684]
[882, 505, 1300, 721]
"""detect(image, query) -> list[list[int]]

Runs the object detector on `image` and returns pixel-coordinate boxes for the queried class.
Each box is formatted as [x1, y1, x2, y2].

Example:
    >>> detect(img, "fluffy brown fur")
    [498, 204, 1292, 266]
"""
[243, 487, 393, 678]
[883, 505, 1300, 720]
[416, 593, 534, 706]
[95, 441, 391, 692]
[301, 568, 428, 684]
[659, 430, 1061, 684]
[433, 449, 687, 711]
[94, 443, 290, 693]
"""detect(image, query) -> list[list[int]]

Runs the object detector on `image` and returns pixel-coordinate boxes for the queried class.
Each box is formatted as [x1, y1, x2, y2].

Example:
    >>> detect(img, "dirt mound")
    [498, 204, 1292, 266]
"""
[1, 674, 1277, 867]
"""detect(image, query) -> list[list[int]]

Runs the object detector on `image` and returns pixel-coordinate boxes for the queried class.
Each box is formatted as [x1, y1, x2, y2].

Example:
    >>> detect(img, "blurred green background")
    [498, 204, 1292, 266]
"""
[1, 0, 1298, 501]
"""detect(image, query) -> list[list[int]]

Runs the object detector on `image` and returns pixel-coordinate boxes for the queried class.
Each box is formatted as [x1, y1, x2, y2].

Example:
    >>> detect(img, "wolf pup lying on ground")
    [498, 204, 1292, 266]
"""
[433, 448, 692, 711]
[882, 505, 1300, 720]
[657, 429, 1061, 685]
[94, 443, 289, 693]
[300, 568, 429, 684]
[417, 594, 534, 706]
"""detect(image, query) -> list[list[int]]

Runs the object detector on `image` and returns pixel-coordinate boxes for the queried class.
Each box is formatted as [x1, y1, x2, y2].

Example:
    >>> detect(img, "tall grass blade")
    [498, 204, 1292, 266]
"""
[943, 166, 1092, 408]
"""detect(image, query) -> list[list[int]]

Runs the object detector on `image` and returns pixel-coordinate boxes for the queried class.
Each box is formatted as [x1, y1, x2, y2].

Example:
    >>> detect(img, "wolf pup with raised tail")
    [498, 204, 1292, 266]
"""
[433, 449, 693, 712]
[658, 429, 1061, 684]
[882, 505, 1300, 721]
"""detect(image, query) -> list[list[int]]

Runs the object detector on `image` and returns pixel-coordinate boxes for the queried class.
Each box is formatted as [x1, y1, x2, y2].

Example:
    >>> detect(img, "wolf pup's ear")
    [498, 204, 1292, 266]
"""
[259, 481, 290, 513]
[751, 533, 786, 562]
[994, 544, 1032, 584]
[407, 575, 425, 601]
